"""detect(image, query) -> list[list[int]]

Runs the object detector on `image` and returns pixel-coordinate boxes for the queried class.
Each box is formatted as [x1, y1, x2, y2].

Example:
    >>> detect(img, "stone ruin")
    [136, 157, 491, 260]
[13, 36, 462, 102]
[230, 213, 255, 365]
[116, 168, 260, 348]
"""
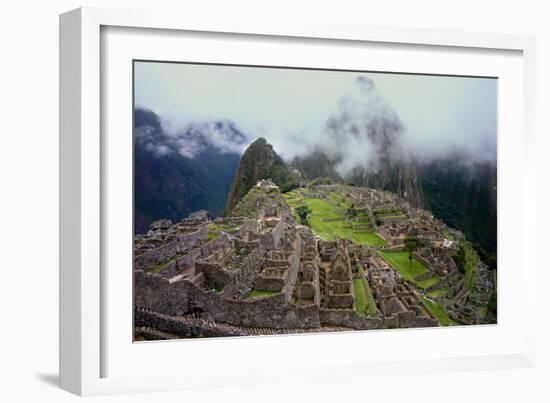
[134, 184, 494, 340]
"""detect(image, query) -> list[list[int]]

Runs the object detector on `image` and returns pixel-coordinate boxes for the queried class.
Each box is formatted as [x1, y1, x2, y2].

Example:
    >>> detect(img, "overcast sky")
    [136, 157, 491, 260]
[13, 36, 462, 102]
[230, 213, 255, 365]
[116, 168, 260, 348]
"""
[134, 61, 497, 165]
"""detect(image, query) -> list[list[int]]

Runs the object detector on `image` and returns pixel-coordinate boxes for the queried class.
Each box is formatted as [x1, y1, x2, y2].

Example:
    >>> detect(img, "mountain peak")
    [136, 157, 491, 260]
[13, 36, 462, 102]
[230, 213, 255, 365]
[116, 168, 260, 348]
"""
[224, 138, 298, 215]
[251, 137, 267, 145]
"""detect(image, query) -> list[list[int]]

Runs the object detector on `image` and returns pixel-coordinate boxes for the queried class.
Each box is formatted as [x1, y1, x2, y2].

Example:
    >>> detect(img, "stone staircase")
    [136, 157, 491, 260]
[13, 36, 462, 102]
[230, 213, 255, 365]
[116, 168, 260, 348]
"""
[135, 306, 349, 339]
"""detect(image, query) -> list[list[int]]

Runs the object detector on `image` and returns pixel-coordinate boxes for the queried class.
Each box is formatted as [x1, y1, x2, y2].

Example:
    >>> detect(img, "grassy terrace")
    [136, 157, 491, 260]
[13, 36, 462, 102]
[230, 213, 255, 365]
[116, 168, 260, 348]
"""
[427, 288, 449, 298]
[283, 190, 304, 221]
[207, 222, 241, 241]
[463, 242, 481, 291]
[355, 212, 371, 221]
[378, 251, 440, 290]
[298, 198, 386, 246]
[362, 276, 378, 316]
[419, 295, 456, 326]
[144, 256, 177, 274]
[353, 278, 368, 315]
[329, 191, 351, 209]
[283, 191, 303, 205]
[244, 290, 278, 300]
[233, 187, 288, 218]
[353, 265, 378, 316]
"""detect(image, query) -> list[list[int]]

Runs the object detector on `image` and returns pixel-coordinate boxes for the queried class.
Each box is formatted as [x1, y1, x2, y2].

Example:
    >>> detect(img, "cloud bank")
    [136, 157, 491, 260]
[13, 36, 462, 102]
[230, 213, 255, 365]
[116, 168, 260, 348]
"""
[135, 61, 497, 169]
[135, 110, 248, 159]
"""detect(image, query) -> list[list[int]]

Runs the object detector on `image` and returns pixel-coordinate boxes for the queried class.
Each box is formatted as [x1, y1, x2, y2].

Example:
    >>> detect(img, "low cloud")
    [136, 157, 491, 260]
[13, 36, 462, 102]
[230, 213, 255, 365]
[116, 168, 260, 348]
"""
[135, 62, 497, 170]
[135, 110, 249, 159]
[320, 76, 405, 176]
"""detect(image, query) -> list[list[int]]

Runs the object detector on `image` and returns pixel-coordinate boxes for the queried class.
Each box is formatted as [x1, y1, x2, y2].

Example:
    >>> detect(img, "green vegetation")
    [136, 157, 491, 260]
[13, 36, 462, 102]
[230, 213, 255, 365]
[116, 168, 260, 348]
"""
[144, 256, 177, 274]
[207, 222, 241, 241]
[266, 164, 300, 193]
[353, 278, 368, 315]
[245, 290, 278, 299]
[378, 251, 439, 290]
[355, 212, 370, 221]
[225, 137, 299, 214]
[282, 190, 303, 205]
[378, 251, 428, 280]
[290, 151, 342, 183]
[295, 205, 312, 226]
[427, 288, 449, 298]
[461, 242, 481, 291]
[379, 214, 406, 220]
[362, 276, 379, 316]
[416, 277, 441, 289]
[421, 165, 497, 255]
[298, 198, 386, 246]
[404, 236, 423, 264]
[310, 177, 335, 186]
[203, 277, 224, 292]
[232, 187, 288, 218]
[419, 295, 456, 326]
[354, 265, 378, 317]
[373, 207, 400, 215]
[329, 191, 344, 203]
[231, 187, 265, 218]
[473, 243, 497, 272]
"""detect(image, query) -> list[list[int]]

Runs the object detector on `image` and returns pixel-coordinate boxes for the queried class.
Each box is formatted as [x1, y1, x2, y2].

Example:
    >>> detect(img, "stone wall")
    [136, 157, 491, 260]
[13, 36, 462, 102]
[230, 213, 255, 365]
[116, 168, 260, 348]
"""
[283, 231, 301, 303]
[135, 270, 321, 329]
[135, 307, 246, 338]
[200, 232, 233, 257]
[195, 262, 233, 291]
[230, 243, 266, 295]
[254, 276, 285, 292]
[395, 311, 438, 328]
[135, 225, 208, 270]
[379, 245, 405, 253]
[251, 219, 286, 250]
[134, 270, 190, 316]
[158, 248, 202, 278]
[319, 309, 382, 330]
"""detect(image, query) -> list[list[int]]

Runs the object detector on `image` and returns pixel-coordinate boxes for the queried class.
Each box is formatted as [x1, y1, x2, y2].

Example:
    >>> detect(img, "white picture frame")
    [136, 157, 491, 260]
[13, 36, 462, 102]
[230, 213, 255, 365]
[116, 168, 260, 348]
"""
[59, 6, 537, 396]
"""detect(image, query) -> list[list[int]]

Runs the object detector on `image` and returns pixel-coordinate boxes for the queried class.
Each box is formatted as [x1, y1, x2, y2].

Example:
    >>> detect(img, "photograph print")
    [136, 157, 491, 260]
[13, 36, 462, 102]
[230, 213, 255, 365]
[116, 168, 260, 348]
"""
[133, 61, 497, 341]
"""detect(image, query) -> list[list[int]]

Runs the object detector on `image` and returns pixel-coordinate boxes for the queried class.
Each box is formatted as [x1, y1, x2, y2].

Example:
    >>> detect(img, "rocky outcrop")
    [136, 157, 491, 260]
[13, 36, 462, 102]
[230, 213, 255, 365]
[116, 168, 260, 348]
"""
[225, 138, 298, 214]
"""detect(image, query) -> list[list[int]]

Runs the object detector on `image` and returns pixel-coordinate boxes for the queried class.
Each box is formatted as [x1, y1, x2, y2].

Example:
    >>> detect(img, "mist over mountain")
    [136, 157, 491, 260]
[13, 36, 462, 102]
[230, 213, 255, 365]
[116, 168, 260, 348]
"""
[283, 76, 496, 251]
[134, 108, 248, 233]
[134, 67, 497, 251]
[290, 150, 342, 182]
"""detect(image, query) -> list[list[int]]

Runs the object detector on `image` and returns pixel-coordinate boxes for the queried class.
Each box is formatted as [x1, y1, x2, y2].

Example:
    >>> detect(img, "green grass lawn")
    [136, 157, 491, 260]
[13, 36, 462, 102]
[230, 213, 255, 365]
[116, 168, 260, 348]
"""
[362, 275, 378, 317]
[419, 295, 456, 326]
[207, 222, 241, 241]
[329, 191, 345, 203]
[299, 199, 386, 246]
[427, 288, 449, 298]
[353, 278, 368, 315]
[356, 212, 370, 221]
[378, 251, 440, 290]
[417, 277, 441, 289]
[283, 191, 304, 219]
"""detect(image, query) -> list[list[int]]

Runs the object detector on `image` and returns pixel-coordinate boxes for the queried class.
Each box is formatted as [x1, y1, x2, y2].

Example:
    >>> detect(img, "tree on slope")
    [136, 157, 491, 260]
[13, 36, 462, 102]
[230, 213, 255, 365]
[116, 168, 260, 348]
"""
[404, 236, 423, 266]
[295, 205, 312, 226]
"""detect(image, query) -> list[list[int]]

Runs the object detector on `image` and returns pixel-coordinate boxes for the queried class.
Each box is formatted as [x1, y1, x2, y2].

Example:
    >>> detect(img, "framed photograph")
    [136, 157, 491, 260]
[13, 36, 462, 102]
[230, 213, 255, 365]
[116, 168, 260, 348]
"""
[60, 7, 537, 396]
